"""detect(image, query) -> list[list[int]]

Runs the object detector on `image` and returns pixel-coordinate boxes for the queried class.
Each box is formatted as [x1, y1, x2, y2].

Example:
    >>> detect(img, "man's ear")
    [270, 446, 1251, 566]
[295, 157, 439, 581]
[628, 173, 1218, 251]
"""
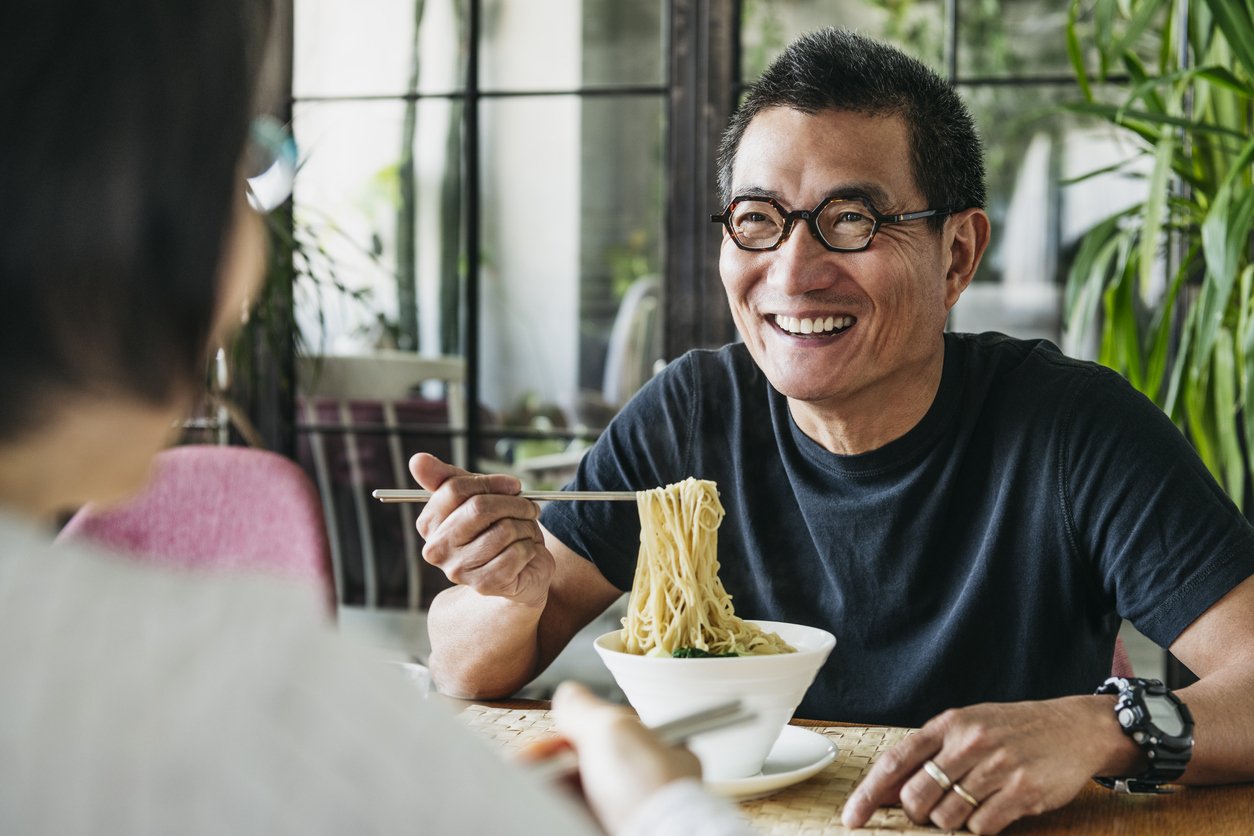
[942, 208, 991, 310]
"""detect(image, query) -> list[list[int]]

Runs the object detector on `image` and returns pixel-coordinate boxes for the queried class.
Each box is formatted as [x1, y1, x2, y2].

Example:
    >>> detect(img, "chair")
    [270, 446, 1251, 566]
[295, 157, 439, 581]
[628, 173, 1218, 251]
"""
[1112, 635, 1135, 678]
[56, 445, 334, 611]
[601, 275, 662, 409]
[297, 351, 467, 658]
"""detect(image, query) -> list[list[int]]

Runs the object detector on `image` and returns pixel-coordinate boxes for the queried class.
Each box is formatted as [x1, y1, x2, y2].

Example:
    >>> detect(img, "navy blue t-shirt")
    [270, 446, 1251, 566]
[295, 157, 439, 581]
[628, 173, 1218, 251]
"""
[541, 333, 1254, 727]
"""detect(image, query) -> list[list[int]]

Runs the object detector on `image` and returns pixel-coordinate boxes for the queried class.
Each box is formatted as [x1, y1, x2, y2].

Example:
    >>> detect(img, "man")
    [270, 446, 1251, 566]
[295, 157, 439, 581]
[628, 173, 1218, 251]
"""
[413, 29, 1254, 834]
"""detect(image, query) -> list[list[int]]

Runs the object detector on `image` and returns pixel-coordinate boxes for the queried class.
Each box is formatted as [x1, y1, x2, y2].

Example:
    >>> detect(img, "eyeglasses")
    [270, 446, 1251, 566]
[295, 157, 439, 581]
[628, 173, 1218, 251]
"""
[711, 195, 952, 253]
[243, 116, 297, 213]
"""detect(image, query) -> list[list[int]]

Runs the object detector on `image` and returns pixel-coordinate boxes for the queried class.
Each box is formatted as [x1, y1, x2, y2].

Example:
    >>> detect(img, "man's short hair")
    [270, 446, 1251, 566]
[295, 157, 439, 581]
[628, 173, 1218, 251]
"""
[0, 0, 270, 439]
[718, 28, 986, 231]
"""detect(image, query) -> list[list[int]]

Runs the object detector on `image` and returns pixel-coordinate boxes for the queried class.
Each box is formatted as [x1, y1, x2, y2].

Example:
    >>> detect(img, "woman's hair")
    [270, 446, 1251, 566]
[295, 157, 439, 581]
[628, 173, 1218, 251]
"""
[0, 0, 271, 440]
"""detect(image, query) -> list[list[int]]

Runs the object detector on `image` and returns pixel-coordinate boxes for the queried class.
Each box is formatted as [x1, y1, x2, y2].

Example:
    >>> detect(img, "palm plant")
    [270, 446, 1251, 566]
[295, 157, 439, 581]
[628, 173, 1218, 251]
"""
[1064, 0, 1254, 509]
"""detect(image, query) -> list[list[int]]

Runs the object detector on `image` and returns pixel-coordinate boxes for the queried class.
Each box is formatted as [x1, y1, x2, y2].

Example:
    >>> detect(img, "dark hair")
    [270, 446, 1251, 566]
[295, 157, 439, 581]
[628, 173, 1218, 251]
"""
[0, 0, 271, 440]
[718, 28, 986, 231]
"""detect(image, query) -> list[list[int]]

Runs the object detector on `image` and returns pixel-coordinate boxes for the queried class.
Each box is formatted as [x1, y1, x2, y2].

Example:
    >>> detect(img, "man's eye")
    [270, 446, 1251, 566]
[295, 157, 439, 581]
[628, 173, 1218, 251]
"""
[836, 212, 867, 223]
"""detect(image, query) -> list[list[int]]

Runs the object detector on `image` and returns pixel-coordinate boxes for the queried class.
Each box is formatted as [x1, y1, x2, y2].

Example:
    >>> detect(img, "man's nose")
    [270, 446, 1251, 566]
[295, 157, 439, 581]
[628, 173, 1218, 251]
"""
[766, 220, 837, 296]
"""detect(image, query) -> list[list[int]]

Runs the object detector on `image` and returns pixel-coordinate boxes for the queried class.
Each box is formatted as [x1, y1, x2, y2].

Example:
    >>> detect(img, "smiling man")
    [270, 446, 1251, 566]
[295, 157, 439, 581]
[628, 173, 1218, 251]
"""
[413, 29, 1254, 834]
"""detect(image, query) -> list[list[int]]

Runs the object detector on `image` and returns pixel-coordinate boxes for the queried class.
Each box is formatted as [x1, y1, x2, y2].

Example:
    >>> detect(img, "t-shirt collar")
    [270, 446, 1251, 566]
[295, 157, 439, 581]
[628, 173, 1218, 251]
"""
[779, 332, 965, 476]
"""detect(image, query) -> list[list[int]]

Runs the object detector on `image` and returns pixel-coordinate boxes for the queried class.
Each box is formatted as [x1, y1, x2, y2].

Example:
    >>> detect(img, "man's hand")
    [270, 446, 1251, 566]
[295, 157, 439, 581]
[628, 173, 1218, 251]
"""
[841, 696, 1140, 835]
[412, 452, 554, 609]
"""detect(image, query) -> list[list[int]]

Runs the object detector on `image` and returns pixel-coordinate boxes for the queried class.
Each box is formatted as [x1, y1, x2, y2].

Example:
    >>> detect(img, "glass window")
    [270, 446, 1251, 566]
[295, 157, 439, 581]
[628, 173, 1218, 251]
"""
[741, 0, 945, 83]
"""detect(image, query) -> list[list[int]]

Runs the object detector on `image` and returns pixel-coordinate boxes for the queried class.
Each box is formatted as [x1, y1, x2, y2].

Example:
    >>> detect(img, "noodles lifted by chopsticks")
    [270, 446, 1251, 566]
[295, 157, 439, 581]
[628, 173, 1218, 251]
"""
[621, 477, 795, 657]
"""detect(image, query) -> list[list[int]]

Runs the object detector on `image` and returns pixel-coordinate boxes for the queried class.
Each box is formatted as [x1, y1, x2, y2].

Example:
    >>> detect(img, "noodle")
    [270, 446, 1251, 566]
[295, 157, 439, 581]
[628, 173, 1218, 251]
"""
[621, 477, 795, 657]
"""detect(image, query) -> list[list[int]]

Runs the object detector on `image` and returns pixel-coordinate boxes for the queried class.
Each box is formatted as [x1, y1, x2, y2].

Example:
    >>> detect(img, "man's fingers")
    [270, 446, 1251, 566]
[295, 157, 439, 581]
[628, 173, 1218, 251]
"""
[416, 472, 528, 540]
[896, 762, 951, 825]
[408, 452, 466, 490]
[841, 729, 941, 828]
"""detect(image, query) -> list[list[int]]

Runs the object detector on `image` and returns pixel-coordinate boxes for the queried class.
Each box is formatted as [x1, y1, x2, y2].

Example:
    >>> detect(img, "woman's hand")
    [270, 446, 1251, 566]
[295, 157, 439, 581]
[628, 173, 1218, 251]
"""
[551, 682, 701, 834]
[841, 695, 1138, 834]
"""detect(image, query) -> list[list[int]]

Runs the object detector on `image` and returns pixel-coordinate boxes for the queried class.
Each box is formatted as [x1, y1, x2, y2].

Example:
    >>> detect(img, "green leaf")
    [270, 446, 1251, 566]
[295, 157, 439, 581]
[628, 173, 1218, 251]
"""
[1059, 158, 1148, 186]
[1139, 135, 1175, 300]
[1165, 301, 1197, 420]
[1242, 276, 1254, 479]
[1144, 244, 1199, 404]
[1184, 353, 1222, 484]
[1068, 0, 1095, 99]
[1238, 263, 1254, 408]
[1195, 64, 1254, 98]
[1096, 0, 1118, 76]
[1203, 0, 1254, 80]
[1121, 51, 1168, 114]
[1196, 134, 1254, 369]
[1120, 260, 1146, 390]
[1214, 328, 1244, 509]
[1110, 0, 1172, 63]
[1063, 102, 1248, 139]
[1121, 64, 1254, 119]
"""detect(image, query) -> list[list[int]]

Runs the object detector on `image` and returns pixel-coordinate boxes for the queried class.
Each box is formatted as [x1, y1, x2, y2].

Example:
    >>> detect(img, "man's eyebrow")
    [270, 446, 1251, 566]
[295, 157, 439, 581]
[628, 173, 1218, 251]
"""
[825, 182, 892, 208]
[730, 182, 895, 210]
[734, 186, 783, 200]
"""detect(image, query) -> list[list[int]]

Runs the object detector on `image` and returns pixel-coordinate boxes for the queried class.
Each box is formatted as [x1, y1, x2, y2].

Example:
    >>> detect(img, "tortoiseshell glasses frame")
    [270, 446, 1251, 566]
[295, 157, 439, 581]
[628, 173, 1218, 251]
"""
[710, 194, 953, 253]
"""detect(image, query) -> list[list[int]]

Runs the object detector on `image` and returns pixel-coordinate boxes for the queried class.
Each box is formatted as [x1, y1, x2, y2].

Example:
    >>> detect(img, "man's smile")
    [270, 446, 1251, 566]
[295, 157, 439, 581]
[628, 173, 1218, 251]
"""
[770, 312, 857, 338]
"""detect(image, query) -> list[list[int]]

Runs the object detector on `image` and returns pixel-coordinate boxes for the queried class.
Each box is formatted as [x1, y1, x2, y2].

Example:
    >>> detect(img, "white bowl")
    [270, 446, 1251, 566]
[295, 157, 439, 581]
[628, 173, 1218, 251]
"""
[594, 621, 836, 781]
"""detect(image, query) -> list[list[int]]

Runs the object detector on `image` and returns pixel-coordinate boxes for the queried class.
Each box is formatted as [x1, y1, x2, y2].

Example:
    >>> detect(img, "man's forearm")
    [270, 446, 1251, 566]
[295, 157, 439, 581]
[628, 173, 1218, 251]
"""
[426, 585, 546, 699]
[1174, 663, 1254, 784]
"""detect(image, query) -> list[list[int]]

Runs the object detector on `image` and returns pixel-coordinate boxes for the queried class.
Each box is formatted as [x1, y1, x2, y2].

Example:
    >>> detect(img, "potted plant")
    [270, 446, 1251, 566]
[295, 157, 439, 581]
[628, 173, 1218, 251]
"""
[1064, 0, 1254, 510]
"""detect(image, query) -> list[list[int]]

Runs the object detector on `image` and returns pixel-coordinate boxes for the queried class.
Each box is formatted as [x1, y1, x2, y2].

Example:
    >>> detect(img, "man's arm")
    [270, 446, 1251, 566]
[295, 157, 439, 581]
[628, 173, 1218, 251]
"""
[1164, 571, 1254, 782]
[412, 453, 623, 698]
[842, 574, 1254, 835]
[427, 524, 622, 697]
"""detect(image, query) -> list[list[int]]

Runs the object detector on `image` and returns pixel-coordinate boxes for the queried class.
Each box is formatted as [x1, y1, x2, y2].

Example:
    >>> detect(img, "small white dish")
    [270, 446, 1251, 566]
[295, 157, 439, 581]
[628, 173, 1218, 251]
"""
[705, 726, 837, 801]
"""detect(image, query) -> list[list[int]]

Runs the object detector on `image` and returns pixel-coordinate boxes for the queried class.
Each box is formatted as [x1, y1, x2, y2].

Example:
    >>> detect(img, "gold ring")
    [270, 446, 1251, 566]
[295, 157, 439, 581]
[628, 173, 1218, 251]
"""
[922, 759, 953, 792]
[953, 782, 980, 808]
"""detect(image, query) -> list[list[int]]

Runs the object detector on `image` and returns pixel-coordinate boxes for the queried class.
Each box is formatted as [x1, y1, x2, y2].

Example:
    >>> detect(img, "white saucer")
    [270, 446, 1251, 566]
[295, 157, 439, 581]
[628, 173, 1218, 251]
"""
[705, 726, 837, 801]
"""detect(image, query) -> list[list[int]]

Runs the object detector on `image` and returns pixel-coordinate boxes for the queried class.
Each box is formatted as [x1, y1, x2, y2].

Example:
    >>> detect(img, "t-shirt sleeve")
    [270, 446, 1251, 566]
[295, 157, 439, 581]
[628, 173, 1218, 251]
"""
[540, 354, 700, 591]
[1063, 366, 1254, 647]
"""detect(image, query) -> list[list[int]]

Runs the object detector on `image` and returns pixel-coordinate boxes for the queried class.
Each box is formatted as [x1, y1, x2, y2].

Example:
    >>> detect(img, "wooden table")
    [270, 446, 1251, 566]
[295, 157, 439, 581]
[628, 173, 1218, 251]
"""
[455, 698, 1254, 835]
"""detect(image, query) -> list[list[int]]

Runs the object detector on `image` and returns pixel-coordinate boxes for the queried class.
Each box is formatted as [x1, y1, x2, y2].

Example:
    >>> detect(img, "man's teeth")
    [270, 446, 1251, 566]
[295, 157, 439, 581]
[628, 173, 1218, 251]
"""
[774, 314, 854, 335]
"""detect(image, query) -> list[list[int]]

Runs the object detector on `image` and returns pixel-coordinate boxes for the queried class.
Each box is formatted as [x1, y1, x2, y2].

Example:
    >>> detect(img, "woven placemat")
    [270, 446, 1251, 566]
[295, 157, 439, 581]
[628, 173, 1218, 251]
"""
[458, 706, 951, 835]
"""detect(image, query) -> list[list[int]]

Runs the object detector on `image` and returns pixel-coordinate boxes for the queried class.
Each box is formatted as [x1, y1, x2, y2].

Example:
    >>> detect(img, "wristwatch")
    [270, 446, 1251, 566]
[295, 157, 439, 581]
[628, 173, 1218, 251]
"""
[1093, 677, 1194, 794]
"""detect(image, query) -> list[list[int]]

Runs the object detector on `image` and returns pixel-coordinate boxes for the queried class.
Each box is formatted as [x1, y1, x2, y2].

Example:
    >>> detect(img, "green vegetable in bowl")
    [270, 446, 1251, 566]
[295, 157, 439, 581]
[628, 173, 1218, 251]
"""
[671, 647, 739, 658]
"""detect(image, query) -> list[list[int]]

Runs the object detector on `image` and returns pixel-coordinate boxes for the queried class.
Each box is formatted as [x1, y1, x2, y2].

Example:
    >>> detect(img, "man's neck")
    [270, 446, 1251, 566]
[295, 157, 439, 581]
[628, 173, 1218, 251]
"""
[787, 343, 947, 456]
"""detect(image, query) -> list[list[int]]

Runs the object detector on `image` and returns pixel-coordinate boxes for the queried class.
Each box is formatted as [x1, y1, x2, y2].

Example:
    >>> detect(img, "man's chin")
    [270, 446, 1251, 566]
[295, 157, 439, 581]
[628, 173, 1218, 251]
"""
[767, 376, 853, 405]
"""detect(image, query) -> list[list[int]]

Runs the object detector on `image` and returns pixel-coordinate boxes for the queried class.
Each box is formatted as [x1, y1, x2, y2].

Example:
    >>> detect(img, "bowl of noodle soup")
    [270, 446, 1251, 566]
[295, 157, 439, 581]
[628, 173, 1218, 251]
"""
[593, 478, 836, 781]
[594, 620, 835, 781]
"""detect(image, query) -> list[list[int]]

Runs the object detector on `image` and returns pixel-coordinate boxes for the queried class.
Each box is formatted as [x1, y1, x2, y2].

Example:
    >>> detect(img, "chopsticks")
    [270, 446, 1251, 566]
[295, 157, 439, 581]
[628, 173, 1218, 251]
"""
[523, 700, 756, 782]
[373, 489, 638, 503]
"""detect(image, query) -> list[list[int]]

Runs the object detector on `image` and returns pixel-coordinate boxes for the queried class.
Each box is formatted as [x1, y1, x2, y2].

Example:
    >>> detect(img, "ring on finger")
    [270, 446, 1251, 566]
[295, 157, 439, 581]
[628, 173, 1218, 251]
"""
[922, 759, 954, 792]
[952, 781, 980, 808]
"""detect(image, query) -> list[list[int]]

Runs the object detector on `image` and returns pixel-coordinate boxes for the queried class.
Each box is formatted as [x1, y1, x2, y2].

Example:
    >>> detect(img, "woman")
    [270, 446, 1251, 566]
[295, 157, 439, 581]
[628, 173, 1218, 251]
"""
[0, 2, 749, 834]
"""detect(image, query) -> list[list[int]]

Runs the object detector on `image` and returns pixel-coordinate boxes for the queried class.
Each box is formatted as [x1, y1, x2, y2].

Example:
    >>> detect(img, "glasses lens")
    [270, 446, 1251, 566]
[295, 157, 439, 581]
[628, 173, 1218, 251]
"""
[244, 116, 297, 213]
[817, 200, 876, 250]
[729, 200, 785, 249]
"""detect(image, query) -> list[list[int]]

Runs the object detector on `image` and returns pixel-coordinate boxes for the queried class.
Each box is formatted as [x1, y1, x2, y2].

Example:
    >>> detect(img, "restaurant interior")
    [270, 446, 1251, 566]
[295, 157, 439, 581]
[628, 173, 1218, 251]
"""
[27, 0, 1254, 831]
[203, 0, 1179, 690]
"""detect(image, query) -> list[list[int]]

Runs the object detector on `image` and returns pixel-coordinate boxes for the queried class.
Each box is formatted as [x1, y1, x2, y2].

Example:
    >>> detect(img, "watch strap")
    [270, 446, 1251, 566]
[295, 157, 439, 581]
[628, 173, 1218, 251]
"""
[1094, 677, 1193, 791]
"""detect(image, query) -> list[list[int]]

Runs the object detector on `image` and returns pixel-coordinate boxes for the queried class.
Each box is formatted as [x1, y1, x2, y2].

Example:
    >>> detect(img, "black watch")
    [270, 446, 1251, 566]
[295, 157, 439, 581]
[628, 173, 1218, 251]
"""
[1093, 677, 1194, 794]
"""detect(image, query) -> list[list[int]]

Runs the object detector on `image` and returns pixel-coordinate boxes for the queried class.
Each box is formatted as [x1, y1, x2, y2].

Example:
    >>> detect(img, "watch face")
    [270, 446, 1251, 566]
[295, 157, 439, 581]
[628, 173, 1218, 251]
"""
[1143, 693, 1185, 737]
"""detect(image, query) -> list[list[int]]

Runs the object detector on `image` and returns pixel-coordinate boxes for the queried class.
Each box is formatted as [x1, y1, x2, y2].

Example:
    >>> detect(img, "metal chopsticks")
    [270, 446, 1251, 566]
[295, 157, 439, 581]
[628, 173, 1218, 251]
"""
[525, 700, 757, 782]
[373, 489, 638, 503]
